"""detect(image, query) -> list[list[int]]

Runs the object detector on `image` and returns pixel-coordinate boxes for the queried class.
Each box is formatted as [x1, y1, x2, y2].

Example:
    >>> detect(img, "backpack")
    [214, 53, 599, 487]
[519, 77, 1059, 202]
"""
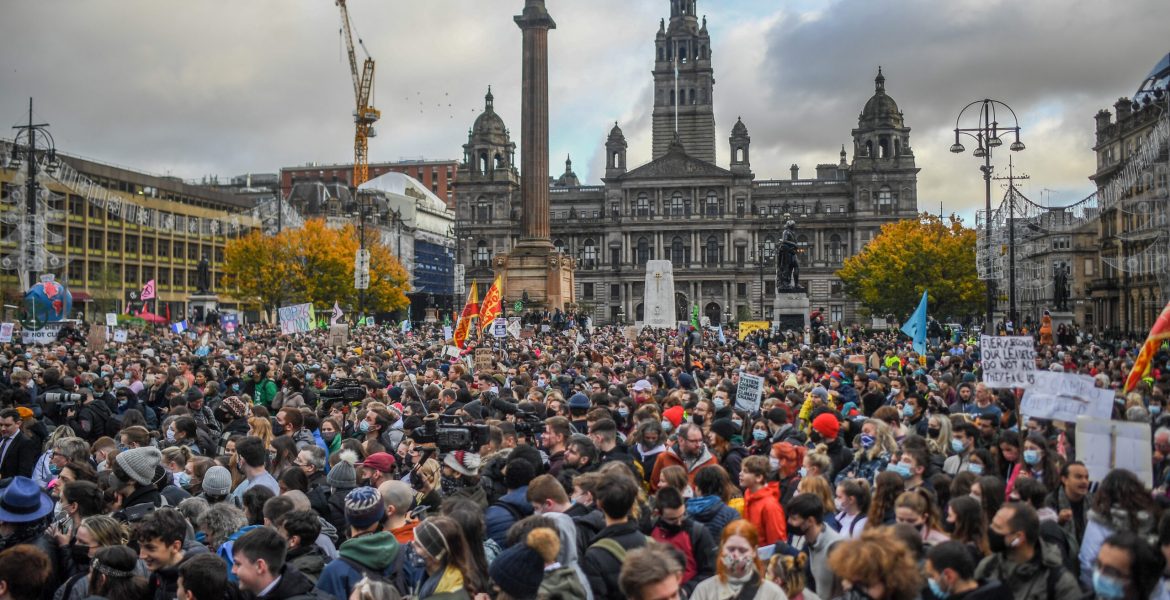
[194, 424, 217, 457]
[491, 500, 524, 525]
[337, 547, 408, 598]
[588, 533, 647, 563]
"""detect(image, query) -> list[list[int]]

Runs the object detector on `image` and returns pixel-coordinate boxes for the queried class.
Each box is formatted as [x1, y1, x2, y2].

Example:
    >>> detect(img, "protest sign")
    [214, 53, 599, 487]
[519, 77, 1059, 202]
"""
[738, 321, 769, 340]
[735, 373, 764, 414]
[1020, 371, 1115, 422]
[521, 326, 535, 339]
[444, 345, 460, 358]
[105, 313, 118, 327]
[88, 326, 107, 348]
[847, 354, 867, 366]
[442, 325, 453, 341]
[541, 325, 550, 333]
[979, 335, 1037, 388]
[474, 348, 495, 373]
[507, 317, 522, 339]
[221, 314, 238, 334]
[1076, 416, 1153, 486]
[624, 325, 639, 341]
[0, 323, 13, 343]
[113, 329, 128, 343]
[279, 303, 315, 335]
[491, 318, 507, 339]
[327, 324, 349, 347]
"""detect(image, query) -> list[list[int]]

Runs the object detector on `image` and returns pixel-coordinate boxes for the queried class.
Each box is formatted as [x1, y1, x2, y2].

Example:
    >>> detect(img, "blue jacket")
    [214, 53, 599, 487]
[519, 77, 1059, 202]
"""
[217, 525, 262, 582]
[687, 495, 741, 542]
[484, 486, 533, 546]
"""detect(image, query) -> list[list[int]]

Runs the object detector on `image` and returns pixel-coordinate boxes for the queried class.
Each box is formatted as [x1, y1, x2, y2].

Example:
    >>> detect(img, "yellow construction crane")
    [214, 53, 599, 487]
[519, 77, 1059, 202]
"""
[336, 0, 380, 187]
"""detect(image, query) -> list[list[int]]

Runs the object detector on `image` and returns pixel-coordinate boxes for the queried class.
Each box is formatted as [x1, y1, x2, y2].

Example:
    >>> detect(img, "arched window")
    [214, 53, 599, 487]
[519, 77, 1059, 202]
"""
[670, 236, 686, 266]
[475, 241, 491, 266]
[583, 238, 597, 268]
[636, 237, 650, 265]
[705, 235, 719, 266]
[828, 234, 843, 264]
[553, 238, 565, 254]
[635, 194, 650, 217]
[705, 191, 719, 216]
[478, 152, 489, 173]
[670, 192, 685, 218]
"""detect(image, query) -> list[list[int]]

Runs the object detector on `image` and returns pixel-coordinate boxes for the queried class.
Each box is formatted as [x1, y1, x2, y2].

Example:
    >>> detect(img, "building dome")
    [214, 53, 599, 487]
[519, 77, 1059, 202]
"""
[859, 68, 904, 127]
[731, 116, 748, 137]
[472, 87, 507, 135]
[607, 122, 625, 142]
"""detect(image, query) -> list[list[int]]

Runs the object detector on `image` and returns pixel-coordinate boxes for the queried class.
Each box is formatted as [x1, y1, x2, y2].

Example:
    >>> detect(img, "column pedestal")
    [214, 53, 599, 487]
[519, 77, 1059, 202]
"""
[497, 241, 575, 312]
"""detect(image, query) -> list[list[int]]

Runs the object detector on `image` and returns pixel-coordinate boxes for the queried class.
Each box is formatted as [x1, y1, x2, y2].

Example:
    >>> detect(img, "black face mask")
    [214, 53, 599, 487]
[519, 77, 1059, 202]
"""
[657, 519, 684, 536]
[987, 528, 1008, 554]
[809, 431, 823, 444]
[693, 414, 706, 426]
[321, 431, 338, 444]
[68, 541, 89, 566]
[928, 428, 941, 438]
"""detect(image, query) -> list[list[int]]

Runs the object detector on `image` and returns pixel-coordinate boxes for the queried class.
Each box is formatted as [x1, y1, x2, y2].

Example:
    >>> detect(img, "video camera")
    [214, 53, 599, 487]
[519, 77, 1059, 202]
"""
[41, 392, 85, 420]
[512, 410, 543, 440]
[411, 413, 489, 453]
[318, 378, 366, 404]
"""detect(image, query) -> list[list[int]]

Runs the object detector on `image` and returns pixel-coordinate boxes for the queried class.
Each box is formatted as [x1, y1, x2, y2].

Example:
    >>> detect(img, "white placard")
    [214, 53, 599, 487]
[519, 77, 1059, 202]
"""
[1076, 416, 1153, 487]
[105, 313, 118, 327]
[979, 335, 1036, 388]
[1020, 371, 1115, 422]
[0, 323, 13, 343]
[444, 345, 461, 358]
[113, 329, 128, 343]
[507, 317, 522, 339]
[491, 318, 507, 339]
[735, 373, 764, 414]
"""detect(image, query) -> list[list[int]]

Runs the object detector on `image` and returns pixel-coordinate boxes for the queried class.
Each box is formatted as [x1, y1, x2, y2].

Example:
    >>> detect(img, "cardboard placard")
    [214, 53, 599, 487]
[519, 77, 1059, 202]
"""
[105, 313, 118, 327]
[88, 326, 107, 348]
[1076, 416, 1153, 486]
[279, 303, 315, 335]
[474, 348, 495, 373]
[521, 326, 535, 339]
[980, 335, 1037, 388]
[113, 329, 128, 343]
[735, 373, 764, 414]
[327, 324, 349, 348]
[507, 317, 522, 339]
[1020, 371, 1114, 422]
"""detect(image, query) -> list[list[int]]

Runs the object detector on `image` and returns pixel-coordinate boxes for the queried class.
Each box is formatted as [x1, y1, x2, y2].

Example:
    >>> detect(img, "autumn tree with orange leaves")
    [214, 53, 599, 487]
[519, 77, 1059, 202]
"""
[224, 219, 409, 319]
[836, 214, 982, 320]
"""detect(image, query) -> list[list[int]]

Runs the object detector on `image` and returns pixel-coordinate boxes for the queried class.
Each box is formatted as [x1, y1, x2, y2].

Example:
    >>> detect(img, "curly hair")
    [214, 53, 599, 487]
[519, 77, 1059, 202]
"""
[197, 503, 247, 549]
[827, 528, 923, 600]
[865, 470, 904, 530]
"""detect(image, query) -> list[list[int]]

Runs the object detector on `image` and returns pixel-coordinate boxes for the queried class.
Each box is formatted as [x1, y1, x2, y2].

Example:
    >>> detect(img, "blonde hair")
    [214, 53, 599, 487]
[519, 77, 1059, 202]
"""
[797, 475, 836, 515]
[79, 515, 128, 547]
[247, 416, 274, 449]
[161, 446, 192, 469]
[767, 552, 809, 598]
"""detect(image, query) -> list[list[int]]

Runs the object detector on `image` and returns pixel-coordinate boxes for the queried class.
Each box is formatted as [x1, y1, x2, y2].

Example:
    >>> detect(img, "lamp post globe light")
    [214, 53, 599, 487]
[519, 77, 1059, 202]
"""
[951, 99, 1025, 330]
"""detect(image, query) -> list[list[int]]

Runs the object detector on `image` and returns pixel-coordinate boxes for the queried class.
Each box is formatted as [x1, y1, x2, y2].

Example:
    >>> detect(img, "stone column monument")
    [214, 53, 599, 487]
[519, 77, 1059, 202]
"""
[643, 260, 676, 329]
[772, 217, 810, 333]
[497, 0, 576, 311]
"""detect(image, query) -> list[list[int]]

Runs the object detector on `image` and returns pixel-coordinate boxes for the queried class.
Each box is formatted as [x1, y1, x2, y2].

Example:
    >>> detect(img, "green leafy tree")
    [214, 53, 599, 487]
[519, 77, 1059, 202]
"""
[836, 213, 982, 320]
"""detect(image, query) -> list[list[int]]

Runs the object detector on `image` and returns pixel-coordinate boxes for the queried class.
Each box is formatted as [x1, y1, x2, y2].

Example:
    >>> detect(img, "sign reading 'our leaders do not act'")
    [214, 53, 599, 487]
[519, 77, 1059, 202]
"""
[980, 335, 1037, 389]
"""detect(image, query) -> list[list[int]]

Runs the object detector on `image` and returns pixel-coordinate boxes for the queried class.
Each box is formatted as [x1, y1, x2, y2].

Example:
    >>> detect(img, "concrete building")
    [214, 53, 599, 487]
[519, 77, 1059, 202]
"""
[280, 158, 459, 209]
[453, 1, 919, 325]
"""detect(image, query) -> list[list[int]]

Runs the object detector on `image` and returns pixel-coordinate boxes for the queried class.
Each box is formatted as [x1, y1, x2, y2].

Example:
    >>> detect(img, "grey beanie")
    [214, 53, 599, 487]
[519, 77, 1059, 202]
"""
[202, 466, 233, 497]
[115, 447, 162, 486]
[327, 450, 358, 490]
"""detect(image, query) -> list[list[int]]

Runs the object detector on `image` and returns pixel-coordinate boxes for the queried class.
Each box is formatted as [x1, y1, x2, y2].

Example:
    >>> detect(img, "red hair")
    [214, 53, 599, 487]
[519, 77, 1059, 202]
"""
[716, 519, 764, 582]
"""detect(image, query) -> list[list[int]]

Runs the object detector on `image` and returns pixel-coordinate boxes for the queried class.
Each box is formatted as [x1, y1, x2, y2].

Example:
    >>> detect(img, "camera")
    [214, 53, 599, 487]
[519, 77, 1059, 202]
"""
[411, 413, 489, 453]
[318, 378, 366, 404]
[512, 409, 543, 440]
[41, 392, 84, 419]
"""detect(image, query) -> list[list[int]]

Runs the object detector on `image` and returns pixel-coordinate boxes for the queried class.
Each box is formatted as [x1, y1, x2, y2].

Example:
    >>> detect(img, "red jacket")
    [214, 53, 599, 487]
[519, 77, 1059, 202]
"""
[743, 481, 787, 545]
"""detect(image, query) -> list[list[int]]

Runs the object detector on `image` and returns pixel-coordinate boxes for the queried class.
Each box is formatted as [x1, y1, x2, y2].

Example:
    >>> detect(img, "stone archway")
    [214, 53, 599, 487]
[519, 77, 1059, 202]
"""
[635, 303, 645, 322]
[705, 301, 721, 326]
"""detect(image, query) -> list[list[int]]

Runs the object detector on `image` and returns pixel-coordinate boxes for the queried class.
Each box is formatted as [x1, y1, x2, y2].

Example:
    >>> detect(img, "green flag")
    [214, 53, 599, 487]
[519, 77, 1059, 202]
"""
[691, 303, 700, 328]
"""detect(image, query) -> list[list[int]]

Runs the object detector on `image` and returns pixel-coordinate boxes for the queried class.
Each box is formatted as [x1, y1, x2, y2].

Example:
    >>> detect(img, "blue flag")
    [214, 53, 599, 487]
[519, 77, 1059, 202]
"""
[170, 320, 188, 335]
[717, 324, 727, 345]
[901, 291, 928, 355]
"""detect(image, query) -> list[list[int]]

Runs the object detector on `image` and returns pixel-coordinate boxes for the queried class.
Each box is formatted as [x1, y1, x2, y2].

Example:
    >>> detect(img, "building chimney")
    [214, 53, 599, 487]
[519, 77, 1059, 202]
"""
[790, 164, 799, 181]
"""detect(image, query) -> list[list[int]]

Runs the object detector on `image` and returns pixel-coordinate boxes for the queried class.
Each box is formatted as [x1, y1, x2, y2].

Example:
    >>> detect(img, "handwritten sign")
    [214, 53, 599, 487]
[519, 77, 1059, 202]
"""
[1076, 416, 1153, 486]
[442, 325, 453, 341]
[735, 373, 764, 414]
[474, 348, 495, 374]
[113, 329, 128, 343]
[1020, 371, 1115, 422]
[279, 303, 315, 335]
[327, 324, 349, 347]
[980, 335, 1036, 388]
[507, 317, 522, 339]
[105, 313, 118, 327]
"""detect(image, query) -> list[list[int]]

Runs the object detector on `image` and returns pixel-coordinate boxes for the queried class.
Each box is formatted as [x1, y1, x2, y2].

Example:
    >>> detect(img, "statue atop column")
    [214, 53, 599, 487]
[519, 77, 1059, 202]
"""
[196, 254, 212, 294]
[776, 218, 803, 291]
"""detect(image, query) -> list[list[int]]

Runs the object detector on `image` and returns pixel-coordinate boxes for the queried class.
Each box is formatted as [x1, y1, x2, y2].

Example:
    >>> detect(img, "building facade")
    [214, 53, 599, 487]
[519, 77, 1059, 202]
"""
[0, 141, 261, 319]
[280, 158, 459, 209]
[454, 2, 919, 325]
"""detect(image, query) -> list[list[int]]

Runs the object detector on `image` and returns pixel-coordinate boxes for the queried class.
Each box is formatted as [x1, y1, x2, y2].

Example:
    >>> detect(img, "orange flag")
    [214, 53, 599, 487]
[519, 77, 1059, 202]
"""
[453, 282, 479, 349]
[479, 276, 504, 332]
[1125, 299, 1170, 392]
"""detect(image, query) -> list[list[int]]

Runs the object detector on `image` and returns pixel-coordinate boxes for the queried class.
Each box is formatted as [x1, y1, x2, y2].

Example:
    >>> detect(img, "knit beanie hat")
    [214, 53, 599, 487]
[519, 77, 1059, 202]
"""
[489, 536, 547, 599]
[328, 450, 358, 490]
[443, 450, 481, 477]
[344, 486, 386, 529]
[115, 447, 162, 486]
[221, 395, 248, 419]
[811, 413, 840, 440]
[202, 466, 233, 497]
[710, 418, 739, 442]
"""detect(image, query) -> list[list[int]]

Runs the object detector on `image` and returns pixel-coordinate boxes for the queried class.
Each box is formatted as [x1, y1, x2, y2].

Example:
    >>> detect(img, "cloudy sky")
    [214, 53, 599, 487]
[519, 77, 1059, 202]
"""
[2, 0, 1166, 219]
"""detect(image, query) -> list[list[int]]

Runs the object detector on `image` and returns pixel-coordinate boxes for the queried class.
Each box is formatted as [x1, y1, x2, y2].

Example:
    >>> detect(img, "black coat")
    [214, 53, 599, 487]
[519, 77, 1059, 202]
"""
[581, 521, 648, 600]
[245, 564, 328, 600]
[0, 431, 40, 478]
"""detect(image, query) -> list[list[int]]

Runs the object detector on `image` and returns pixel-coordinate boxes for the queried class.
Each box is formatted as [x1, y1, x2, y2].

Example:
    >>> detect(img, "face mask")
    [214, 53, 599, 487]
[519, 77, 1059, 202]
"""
[692, 414, 706, 426]
[68, 542, 90, 566]
[176, 472, 191, 489]
[809, 431, 823, 444]
[798, 466, 808, 478]
[720, 552, 753, 573]
[322, 431, 338, 444]
[166, 428, 177, 443]
[902, 405, 914, 417]
[359, 420, 371, 434]
[1152, 406, 1163, 415]
[951, 439, 966, 453]
[713, 398, 725, 410]
[731, 419, 743, 430]
[890, 463, 912, 479]
[1023, 449, 1041, 466]
[860, 434, 875, 449]
[231, 384, 240, 392]
[987, 528, 1008, 553]
[928, 427, 940, 438]
[618, 407, 629, 418]
[657, 519, 684, 536]
[1092, 569, 1126, 600]
[928, 578, 949, 600]
[661, 419, 673, 432]
[967, 463, 984, 475]
[834, 498, 846, 512]
[49, 464, 61, 476]
[769, 457, 780, 471]
[439, 474, 461, 496]
[752, 430, 768, 442]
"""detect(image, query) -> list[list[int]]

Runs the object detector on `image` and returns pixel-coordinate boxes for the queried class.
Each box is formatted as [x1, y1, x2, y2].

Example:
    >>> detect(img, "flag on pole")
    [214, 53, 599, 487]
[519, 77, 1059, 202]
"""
[330, 301, 344, 326]
[453, 282, 479, 349]
[140, 280, 156, 301]
[690, 303, 700, 329]
[400, 319, 412, 333]
[717, 324, 727, 345]
[900, 290, 928, 355]
[1125, 299, 1170, 392]
[479, 276, 504, 332]
[170, 320, 188, 335]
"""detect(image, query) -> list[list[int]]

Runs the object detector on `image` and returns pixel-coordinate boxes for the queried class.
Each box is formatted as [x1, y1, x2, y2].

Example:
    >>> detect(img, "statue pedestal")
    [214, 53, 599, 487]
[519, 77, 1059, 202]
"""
[497, 241, 576, 312]
[772, 292, 810, 333]
[188, 294, 220, 325]
[1049, 311, 1075, 328]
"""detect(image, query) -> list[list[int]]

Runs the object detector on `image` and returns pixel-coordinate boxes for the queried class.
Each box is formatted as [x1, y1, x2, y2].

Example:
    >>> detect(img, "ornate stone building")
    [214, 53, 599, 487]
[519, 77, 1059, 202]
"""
[454, 1, 920, 325]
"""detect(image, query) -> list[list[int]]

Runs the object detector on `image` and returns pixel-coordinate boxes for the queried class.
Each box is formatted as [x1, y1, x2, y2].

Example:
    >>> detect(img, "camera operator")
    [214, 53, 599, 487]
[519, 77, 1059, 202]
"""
[34, 368, 70, 427]
[66, 385, 117, 445]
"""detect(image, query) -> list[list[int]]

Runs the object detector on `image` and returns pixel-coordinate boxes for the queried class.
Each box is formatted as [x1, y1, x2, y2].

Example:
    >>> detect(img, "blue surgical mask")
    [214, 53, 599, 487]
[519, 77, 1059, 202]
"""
[713, 398, 725, 410]
[1151, 405, 1162, 415]
[951, 439, 966, 453]
[1091, 569, 1126, 600]
[618, 407, 629, 418]
[661, 419, 673, 432]
[798, 466, 808, 478]
[231, 383, 240, 392]
[731, 419, 743, 430]
[890, 462, 912, 479]
[752, 430, 768, 441]
[176, 472, 191, 489]
[968, 463, 984, 475]
[166, 428, 176, 443]
[1023, 449, 1041, 466]
[928, 578, 949, 600]
[49, 464, 61, 476]
[860, 434, 875, 449]
[902, 404, 914, 417]
[359, 420, 371, 433]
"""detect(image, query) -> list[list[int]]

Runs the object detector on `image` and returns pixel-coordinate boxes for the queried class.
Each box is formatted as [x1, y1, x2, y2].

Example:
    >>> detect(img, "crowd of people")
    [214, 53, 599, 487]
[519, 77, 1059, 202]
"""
[0, 317, 1166, 600]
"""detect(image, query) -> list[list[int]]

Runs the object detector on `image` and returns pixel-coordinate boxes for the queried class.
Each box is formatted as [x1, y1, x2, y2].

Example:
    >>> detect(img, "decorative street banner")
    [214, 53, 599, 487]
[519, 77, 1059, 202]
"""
[979, 335, 1037, 388]
[738, 321, 770, 341]
[1020, 371, 1115, 422]
[279, 303, 315, 335]
[1077, 415, 1153, 486]
[735, 373, 764, 414]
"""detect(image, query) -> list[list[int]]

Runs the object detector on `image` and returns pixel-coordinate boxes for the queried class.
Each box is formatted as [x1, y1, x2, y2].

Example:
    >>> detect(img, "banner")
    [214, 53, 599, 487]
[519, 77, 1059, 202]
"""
[738, 321, 770, 340]
[170, 320, 188, 335]
[140, 279, 156, 301]
[278, 303, 315, 335]
[735, 373, 764, 413]
[1076, 416, 1153, 486]
[1125, 300, 1170, 392]
[453, 282, 479, 349]
[479, 276, 504, 332]
[979, 335, 1037, 389]
[1020, 371, 1115, 422]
